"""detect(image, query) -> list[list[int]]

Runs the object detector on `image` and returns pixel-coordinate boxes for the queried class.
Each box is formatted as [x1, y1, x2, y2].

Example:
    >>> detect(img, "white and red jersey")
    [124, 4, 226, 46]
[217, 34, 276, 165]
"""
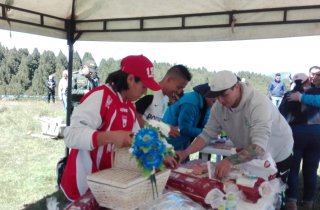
[60, 84, 137, 201]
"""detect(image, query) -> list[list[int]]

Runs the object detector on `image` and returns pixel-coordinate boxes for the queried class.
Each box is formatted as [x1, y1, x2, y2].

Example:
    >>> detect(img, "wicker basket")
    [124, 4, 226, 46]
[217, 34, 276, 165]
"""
[87, 148, 171, 210]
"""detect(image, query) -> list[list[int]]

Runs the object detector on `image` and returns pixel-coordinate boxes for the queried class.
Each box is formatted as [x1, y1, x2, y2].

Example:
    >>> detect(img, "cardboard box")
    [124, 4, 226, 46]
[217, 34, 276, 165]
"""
[39, 117, 66, 138]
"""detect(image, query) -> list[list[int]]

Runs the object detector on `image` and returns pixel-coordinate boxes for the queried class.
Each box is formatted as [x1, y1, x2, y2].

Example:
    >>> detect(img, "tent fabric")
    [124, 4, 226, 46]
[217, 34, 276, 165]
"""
[1, 0, 320, 42]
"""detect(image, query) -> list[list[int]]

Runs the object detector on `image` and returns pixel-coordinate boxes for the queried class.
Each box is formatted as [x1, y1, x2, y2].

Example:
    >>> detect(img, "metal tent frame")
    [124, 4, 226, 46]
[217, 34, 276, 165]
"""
[1, 2, 320, 125]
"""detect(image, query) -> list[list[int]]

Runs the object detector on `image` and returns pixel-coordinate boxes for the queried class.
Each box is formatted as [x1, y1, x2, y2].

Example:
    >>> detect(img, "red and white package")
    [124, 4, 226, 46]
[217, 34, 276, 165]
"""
[166, 171, 225, 207]
[238, 152, 277, 181]
[180, 159, 208, 176]
[167, 160, 265, 205]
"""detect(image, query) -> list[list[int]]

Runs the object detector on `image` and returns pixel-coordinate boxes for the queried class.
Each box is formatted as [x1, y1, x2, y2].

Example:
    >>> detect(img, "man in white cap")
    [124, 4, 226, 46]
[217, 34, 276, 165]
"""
[177, 70, 293, 185]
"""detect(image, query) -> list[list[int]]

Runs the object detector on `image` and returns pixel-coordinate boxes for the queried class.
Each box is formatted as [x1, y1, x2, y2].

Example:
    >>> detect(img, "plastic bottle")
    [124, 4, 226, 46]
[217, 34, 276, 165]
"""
[217, 204, 225, 210]
[225, 193, 237, 210]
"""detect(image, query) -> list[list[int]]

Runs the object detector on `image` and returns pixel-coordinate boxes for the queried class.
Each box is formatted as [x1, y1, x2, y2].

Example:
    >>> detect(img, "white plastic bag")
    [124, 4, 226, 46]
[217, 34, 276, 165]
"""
[141, 191, 206, 210]
[238, 152, 277, 180]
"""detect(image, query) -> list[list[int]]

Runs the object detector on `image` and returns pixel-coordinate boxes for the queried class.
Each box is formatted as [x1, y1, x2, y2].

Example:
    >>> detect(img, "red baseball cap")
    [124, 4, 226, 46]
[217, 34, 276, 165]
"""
[121, 55, 160, 91]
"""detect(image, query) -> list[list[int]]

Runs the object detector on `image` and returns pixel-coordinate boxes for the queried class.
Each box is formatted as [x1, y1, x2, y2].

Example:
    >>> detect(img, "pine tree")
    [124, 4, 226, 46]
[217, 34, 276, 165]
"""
[8, 57, 31, 95]
[29, 50, 56, 95]
[98, 58, 120, 84]
[1, 48, 22, 84]
[72, 51, 82, 73]
[0, 43, 8, 62]
[82, 52, 96, 66]
[29, 48, 40, 80]
[55, 50, 68, 82]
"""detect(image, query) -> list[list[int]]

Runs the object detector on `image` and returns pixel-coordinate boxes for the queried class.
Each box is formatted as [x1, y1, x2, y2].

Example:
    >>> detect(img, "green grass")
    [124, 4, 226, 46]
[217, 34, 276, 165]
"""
[0, 100, 319, 209]
[0, 101, 68, 210]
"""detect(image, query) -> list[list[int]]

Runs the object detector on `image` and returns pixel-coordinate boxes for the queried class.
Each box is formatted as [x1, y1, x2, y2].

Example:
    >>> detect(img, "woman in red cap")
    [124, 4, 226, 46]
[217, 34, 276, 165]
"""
[60, 55, 176, 201]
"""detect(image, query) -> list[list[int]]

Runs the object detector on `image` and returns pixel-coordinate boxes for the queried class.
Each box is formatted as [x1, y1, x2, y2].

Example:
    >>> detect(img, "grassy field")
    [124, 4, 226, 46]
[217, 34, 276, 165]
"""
[0, 100, 319, 210]
[0, 100, 68, 210]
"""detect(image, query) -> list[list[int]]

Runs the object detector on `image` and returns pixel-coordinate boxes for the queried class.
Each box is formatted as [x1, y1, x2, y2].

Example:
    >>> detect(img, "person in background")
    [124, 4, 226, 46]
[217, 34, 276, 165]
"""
[287, 66, 320, 107]
[281, 69, 320, 210]
[91, 71, 100, 87]
[60, 55, 177, 201]
[308, 66, 320, 88]
[46, 75, 56, 103]
[135, 64, 192, 138]
[176, 70, 293, 209]
[268, 73, 286, 107]
[58, 70, 68, 112]
[279, 73, 310, 125]
[71, 61, 99, 111]
[162, 83, 216, 157]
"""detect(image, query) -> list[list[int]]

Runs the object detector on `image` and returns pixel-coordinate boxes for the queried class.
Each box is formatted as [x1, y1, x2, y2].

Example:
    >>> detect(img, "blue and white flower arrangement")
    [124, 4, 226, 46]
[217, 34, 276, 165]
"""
[129, 120, 175, 198]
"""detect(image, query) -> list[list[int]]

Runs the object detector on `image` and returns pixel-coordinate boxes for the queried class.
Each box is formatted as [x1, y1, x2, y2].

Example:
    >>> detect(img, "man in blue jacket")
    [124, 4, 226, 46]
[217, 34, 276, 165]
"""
[268, 73, 286, 107]
[162, 83, 216, 155]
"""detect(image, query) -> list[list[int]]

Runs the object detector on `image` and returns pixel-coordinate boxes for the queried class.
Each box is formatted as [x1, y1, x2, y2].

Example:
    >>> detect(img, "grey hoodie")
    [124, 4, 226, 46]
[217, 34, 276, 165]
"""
[200, 82, 293, 163]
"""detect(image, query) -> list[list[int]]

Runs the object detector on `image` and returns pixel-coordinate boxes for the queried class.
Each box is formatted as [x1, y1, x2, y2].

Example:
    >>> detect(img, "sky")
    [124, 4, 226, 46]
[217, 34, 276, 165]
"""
[1, 28, 319, 76]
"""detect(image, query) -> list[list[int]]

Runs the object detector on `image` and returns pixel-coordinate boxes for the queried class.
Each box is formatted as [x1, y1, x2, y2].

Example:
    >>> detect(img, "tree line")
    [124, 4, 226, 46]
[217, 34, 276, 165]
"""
[0, 42, 276, 96]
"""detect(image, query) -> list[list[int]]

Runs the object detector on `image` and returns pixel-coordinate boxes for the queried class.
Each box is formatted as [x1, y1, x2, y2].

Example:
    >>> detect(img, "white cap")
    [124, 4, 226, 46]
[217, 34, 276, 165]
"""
[292, 73, 308, 84]
[208, 70, 238, 97]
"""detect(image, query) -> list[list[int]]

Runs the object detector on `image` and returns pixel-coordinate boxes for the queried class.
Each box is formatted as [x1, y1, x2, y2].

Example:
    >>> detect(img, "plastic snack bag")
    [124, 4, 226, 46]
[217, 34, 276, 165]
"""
[141, 191, 206, 210]
[238, 152, 277, 180]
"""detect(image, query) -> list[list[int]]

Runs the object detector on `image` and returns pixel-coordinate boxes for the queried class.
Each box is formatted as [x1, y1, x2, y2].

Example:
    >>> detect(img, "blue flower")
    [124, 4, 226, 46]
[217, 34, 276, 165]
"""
[134, 128, 160, 151]
[130, 126, 176, 199]
[130, 127, 173, 177]
[142, 151, 163, 171]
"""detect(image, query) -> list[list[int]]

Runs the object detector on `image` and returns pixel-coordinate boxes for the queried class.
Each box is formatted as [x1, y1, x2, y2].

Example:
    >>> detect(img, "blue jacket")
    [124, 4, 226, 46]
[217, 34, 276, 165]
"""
[162, 91, 210, 150]
[268, 80, 286, 97]
[301, 92, 320, 108]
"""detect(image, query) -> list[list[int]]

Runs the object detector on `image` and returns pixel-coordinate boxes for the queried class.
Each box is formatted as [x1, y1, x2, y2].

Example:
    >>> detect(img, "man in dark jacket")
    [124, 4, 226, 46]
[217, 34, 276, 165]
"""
[46, 75, 56, 103]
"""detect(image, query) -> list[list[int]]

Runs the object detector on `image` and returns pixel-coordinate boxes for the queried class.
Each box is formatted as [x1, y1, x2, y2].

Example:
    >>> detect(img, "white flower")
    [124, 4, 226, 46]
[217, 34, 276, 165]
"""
[147, 120, 170, 137]
[162, 138, 174, 151]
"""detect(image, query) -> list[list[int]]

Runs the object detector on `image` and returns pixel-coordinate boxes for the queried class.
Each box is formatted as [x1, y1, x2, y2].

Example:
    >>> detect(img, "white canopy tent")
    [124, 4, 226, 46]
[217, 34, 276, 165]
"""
[1, 0, 320, 124]
[1, 0, 320, 42]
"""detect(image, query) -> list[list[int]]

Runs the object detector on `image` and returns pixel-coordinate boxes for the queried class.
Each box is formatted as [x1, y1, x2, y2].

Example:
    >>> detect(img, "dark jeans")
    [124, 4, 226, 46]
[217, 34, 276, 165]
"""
[48, 90, 55, 103]
[286, 124, 320, 202]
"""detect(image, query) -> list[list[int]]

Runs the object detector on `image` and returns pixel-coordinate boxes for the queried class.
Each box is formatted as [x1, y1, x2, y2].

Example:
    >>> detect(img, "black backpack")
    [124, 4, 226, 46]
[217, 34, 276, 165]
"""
[56, 148, 69, 188]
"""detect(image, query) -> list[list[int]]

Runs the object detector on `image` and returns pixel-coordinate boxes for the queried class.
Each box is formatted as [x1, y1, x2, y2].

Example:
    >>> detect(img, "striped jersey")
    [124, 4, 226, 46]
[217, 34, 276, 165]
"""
[60, 84, 137, 201]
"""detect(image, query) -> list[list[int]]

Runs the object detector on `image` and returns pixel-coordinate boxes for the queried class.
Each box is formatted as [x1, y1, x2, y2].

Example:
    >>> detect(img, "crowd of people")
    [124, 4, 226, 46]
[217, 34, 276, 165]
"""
[54, 55, 319, 210]
[278, 66, 320, 210]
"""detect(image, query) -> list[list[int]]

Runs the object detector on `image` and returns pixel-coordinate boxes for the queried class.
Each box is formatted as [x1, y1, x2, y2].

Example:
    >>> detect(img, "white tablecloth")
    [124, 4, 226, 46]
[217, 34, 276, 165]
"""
[200, 140, 234, 162]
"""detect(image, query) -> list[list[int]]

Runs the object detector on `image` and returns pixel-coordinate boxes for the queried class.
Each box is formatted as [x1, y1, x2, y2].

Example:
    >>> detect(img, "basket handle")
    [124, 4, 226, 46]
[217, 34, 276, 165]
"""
[111, 146, 116, 169]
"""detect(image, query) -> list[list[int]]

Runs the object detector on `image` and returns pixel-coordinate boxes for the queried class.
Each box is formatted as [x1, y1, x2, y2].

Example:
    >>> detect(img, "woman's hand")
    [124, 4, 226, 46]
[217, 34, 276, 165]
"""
[112, 131, 133, 148]
[97, 130, 133, 148]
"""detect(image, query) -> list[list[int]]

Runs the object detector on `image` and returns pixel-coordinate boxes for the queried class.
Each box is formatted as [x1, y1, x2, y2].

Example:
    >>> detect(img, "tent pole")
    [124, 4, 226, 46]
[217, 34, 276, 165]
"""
[65, 0, 77, 157]
[66, 43, 73, 127]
